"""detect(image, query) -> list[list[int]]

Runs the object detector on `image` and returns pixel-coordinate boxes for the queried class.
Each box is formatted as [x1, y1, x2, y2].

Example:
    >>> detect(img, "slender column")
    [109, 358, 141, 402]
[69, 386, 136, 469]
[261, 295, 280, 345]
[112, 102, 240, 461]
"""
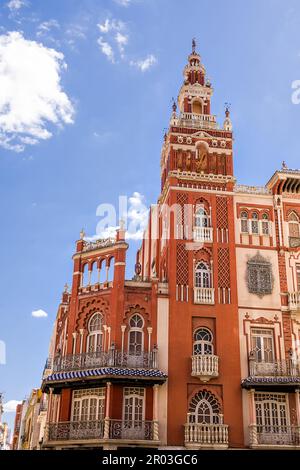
[295, 389, 300, 443]
[121, 325, 126, 353]
[248, 389, 258, 446]
[79, 329, 84, 354]
[153, 384, 159, 441]
[104, 382, 111, 439]
[147, 327, 153, 351]
[88, 270, 91, 286]
[106, 264, 109, 282]
[107, 327, 111, 349]
[103, 325, 107, 351]
[72, 332, 77, 354]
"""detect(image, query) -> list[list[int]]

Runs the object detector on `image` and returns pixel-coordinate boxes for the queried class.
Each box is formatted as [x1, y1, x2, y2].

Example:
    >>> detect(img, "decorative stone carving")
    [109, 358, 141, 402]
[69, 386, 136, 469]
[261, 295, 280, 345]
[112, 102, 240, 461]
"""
[247, 252, 273, 297]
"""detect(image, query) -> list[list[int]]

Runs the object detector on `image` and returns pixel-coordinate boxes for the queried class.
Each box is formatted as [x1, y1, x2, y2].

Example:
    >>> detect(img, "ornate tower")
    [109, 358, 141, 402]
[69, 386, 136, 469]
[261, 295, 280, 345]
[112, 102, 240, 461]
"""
[141, 40, 244, 447]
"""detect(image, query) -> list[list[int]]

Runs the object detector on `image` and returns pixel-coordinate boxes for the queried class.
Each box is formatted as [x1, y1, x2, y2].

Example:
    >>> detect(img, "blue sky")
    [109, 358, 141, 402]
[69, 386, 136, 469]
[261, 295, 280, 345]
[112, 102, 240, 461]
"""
[1, 0, 300, 433]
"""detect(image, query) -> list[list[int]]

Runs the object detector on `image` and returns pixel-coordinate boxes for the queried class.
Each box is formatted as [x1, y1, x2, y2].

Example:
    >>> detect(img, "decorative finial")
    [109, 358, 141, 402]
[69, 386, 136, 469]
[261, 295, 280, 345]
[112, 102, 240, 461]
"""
[224, 102, 231, 117]
[172, 97, 177, 113]
[80, 228, 85, 239]
[192, 37, 196, 53]
[64, 283, 69, 293]
[282, 161, 288, 170]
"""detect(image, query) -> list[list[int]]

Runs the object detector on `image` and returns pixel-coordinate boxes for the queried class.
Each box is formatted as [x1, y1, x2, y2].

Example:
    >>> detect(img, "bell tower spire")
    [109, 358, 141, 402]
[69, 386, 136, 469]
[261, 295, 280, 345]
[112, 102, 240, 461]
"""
[160, 43, 234, 192]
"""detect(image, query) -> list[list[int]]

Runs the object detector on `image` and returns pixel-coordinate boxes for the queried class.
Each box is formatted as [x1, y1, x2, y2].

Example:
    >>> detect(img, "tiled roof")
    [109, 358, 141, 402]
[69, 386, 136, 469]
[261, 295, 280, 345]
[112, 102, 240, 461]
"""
[45, 367, 167, 383]
[242, 376, 300, 388]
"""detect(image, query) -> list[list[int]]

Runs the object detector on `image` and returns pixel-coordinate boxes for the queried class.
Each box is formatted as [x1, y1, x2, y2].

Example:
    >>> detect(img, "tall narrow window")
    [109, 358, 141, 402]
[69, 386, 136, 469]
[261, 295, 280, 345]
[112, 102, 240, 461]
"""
[251, 212, 259, 234]
[188, 390, 221, 425]
[195, 207, 209, 228]
[240, 211, 249, 233]
[193, 328, 214, 355]
[86, 313, 103, 353]
[195, 262, 211, 288]
[261, 213, 270, 235]
[128, 314, 144, 355]
[251, 328, 274, 363]
[296, 264, 300, 291]
[122, 388, 145, 439]
[288, 212, 300, 238]
[247, 253, 273, 296]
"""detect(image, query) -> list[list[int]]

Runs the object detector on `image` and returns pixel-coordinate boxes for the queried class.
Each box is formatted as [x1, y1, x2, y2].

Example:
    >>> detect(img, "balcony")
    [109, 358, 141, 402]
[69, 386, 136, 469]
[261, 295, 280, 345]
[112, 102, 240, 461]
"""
[249, 357, 300, 378]
[194, 287, 215, 304]
[45, 420, 159, 447]
[184, 423, 229, 449]
[178, 112, 217, 130]
[289, 237, 300, 248]
[249, 425, 300, 448]
[288, 291, 300, 311]
[191, 355, 219, 382]
[47, 420, 105, 442]
[193, 227, 213, 243]
[51, 349, 158, 373]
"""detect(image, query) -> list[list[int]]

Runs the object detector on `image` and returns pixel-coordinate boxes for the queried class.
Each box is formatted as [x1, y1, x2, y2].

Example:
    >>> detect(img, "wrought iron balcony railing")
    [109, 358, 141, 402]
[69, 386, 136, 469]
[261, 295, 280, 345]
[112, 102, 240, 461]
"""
[46, 419, 158, 443]
[194, 287, 215, 304]
[108, 420, 159, 441]
[47, 420, 105, 441]
[184, 423, 229, 448]
[191, 355, 219, 382]
[51, 349, 158, 373]
[249, 356, 300, 377]
[288, 291, 300, 311]
[193, 227, 213, 243]
[249, 424, 300, 447]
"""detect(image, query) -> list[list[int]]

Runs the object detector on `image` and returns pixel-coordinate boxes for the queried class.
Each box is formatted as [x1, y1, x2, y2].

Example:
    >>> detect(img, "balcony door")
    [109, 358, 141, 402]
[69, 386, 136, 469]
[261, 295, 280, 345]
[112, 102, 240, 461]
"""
[251, 328, 274, 364]
[70, 388, 105, 439]
[255, 393, 291, 444]
[296, 264, 300, 291]
[122, 387, 145, 439]
[195, 262, 211, 288]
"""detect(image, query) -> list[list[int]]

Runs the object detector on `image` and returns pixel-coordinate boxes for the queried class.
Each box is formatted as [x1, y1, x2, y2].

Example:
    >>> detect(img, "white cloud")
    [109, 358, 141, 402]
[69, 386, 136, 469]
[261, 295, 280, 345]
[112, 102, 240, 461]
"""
[98, 18, 125, 34]
[97, 18, 128, 62]
[0, 32, 74, 152]
[114, 0, 132, 6]
[130, 54, 157, 72]
[32, 309, 48, 318]
[97, 37, 115, 63]
[6, 0, 27, 11]
[115, 31, 128, 56]
[3, 400, 22, 413]
[37, 19, 60, 37]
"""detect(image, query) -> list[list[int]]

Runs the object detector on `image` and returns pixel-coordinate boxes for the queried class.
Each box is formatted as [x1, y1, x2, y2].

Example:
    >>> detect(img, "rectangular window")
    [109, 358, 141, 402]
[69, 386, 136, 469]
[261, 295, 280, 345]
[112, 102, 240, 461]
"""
[255, 393, 289, 437]
[296, 264, 300, 291]
[71, 388, 105, 422]
[261, 221, 270, 235]
[251, 329, 274, 363]
[251, 219, 259, 234]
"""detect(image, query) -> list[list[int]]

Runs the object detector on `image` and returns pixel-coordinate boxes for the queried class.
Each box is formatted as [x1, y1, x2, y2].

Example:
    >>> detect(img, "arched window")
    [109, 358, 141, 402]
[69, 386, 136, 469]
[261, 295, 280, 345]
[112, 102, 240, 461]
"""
[288, 212, 300, 238]
[188, 390, 221, 424]
[195, 262, 211, 288]
[251, 212, 259, 234]
[86, 313, 103, 353]
[192, 100, 202, 115]
[128, 314, 144, 356]
[195, 207, 209, 228]
[261, 213, 270, 235]
[240, 211, 248, 233]
[193, 328, 214, 355]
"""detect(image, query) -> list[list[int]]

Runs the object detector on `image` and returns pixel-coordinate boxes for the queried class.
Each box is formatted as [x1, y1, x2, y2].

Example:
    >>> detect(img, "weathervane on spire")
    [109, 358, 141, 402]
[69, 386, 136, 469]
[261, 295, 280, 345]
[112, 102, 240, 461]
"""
[224, 102, 231, 116]
[192, 37, 196, 53]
